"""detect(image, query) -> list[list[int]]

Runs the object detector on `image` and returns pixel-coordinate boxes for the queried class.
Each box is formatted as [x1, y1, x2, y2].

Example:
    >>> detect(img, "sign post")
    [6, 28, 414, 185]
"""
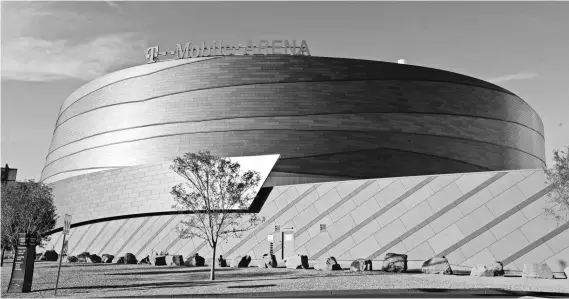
[267, 234, 274, 255]
[280, 227, 294, 260]
[54, 214, 71, 296]
[7, 233, 36, 293]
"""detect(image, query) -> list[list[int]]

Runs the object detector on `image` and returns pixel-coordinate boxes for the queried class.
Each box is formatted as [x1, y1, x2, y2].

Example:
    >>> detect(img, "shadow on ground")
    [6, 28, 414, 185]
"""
[29, 275, 316, 293]
[102, 288, 569, 298]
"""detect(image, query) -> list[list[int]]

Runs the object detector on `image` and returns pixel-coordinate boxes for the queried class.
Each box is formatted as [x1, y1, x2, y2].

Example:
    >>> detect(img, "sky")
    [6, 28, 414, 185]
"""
[1, 1, 568, 181]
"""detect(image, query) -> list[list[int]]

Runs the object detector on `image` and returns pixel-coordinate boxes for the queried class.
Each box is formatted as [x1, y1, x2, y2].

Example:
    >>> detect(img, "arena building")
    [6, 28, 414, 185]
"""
[40, 50, 568, 273]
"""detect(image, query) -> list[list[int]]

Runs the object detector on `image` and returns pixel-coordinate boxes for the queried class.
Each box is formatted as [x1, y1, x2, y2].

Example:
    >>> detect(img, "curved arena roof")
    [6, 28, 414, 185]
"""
[41, 55, 545, 186]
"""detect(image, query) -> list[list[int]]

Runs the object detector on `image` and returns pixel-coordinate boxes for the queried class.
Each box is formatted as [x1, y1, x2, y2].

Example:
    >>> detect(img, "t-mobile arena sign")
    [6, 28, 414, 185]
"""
[146, 40, 310, 63]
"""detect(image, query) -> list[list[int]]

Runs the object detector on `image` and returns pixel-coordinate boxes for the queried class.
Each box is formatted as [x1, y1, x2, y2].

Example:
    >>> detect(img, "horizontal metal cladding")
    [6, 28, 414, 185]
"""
[44, 113, 544, 166]
[42, 55, 545, 184]
[42, 130, 543, 184]
[53, 56, 543, 133]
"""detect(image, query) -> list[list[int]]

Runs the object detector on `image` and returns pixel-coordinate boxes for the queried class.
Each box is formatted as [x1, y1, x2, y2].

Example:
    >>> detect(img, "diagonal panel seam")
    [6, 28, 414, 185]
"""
[83, 221, 111, 253]
[225, 184, 320, 256]
[114, 217, 153, 256]
[437, 185, 554, 258]
[163, 236, 182, 254]
[311, 176, 437, 260]
[502, 221, 569, 266]
[189, 241, 208, 257]
[365, 172, 507, 260]
[98, 218, 131, 255]
[68, 224, 93, 254]
[135, 215, 177, 257]
[188, 186, 292, 256]
[223, 185, 319, 257]
[274, 180, 380, 254]
[51, 232, 63, 250]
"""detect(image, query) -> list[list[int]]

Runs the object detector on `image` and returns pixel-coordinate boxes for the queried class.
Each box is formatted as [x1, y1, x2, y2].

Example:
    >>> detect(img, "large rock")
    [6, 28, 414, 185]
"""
[124, 253, 138, 264]
[522, 263, 554, 279]
[350, 259, 366, 272]
[101, 254, 114, 263]
[89, 254, 102, 263]
[285, 255, 309, 269]
[470, 262, 504, 277]
[231, 255, 252, 268]
[300, 255, 309, 269]
[77, 252, 91, 263]
[260, 254, 278, 268]
[116, 256, 125, 264]
[139, 256, 151, 264]
[151, 255, 166, 266]
[422, 256, 453, 275]
[365, 260, 373, 271]
[185, 253, 206, 266]
[382, 253, 407, 273]
[39, 250, 59, 261]
[164, 255, 173, 266]
[314, 257, 342, 271]
[218, 255, 227, 267]
[165, 255, 184, 266]
[66, 256, 78, 263]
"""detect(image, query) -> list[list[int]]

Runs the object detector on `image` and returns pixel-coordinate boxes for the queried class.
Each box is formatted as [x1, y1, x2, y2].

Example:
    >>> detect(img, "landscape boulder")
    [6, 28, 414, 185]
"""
[101, 254, 114, 263]
[470, 261, 504, 277]
[164, 255, 173, 266]
[522, 263, 555, 279]
[139, 256, 151, 264]
[66, 256, 78, 263]
[285, 255, 309, 269]
[39, 250, 59, 261]
[151, 255, 166, 266]
[231, 255, 252, 268]
[185, 253, 206, 267]
[314, 257, 342, 271]
[124, 253, 138, 264]
[422, 256, 453, 275]
[165, 255, 184, 266]
[365, 260, 373, 271]
[260, 254, 278, 268]
[116, 256, 125, 264]
[218, 255, 227, 267]
[381, 253, 407, 272]
[89, 254, 102, 263]
[77, 252, 91, 263]
[350, 259, 366, 272]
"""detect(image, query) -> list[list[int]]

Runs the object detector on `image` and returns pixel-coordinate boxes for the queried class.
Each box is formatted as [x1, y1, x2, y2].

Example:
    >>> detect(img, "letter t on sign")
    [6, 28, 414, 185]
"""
[146, 46, 159, 63]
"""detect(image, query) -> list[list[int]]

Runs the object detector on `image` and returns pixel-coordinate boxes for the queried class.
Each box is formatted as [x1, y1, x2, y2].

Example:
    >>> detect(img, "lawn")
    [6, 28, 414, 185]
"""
[1, 260, 568, 298]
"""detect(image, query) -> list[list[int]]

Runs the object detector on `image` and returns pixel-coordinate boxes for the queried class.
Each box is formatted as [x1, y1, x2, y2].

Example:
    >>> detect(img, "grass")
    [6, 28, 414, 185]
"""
[1, 260, 568, 298]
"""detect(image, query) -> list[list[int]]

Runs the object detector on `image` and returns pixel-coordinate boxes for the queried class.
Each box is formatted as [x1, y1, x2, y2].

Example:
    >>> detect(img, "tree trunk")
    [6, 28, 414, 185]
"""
[210, 244, 216, 280]
[1, 247, 5, 267]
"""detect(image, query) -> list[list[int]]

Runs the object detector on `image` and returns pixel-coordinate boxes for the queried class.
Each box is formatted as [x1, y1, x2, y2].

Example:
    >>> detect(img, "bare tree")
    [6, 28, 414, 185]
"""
[170, 151, 264, 280]
[1, 180, 58, 264]
[544, 146, 569, 222]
